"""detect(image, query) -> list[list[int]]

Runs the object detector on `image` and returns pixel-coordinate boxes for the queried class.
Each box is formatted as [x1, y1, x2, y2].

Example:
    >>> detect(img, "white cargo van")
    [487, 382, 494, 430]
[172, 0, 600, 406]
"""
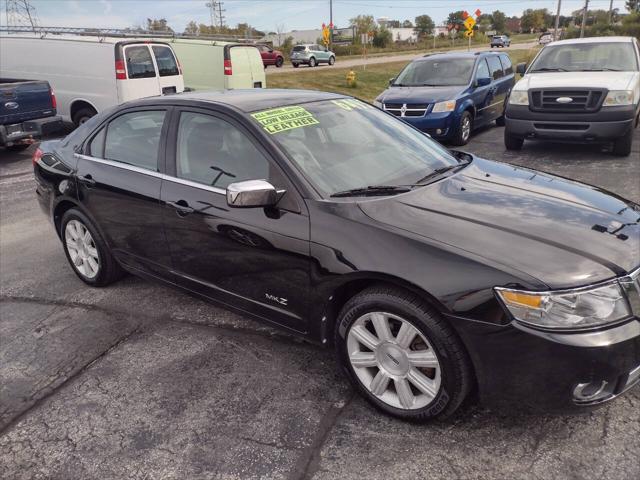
[162, 39, 266, 91]
[0, 35, 185, 125]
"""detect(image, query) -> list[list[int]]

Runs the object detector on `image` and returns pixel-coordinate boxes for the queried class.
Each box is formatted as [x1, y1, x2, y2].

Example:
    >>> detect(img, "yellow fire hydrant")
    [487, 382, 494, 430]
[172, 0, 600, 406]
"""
[346, 70, 357, 87]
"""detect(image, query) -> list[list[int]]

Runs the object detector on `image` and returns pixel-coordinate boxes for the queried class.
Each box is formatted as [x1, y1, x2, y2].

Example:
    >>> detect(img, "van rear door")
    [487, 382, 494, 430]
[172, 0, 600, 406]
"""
[226, 45, 266, 89]
[150, 44, 185, 94]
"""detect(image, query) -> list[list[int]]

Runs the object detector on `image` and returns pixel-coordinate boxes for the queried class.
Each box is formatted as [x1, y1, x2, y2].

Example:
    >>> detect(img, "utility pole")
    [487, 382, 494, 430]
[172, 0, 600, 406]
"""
[607, 0, 613, 24]
[217, 1, 225, 29]
[554, 0, 561, 41]
[580, 0, 588, 38]
[329, 0, 333, 45]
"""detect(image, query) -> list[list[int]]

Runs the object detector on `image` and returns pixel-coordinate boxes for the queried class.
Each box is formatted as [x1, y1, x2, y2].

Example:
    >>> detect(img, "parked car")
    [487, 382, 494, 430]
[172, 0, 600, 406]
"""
[0, 34, 184, 126]
[0, 78, 62, 150]
[539, 32, 554, 45]
[34, 89, 640, 421]
[504, 36, 640, 156]
[374, 52, 515, 145]
[256, 44, 284, 68]
[164, 39, 266, 89]
[490, 35, 511, 48]
[290, 44, 335, 68]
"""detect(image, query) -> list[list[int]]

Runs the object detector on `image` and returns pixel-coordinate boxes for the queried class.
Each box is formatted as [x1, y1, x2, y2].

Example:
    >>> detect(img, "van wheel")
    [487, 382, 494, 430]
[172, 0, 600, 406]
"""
[504, 130, 524, 150]
[72, 107, 97, 127]
[612, 129, 633, 157]
[292, 63, 299, 68]
[335, 286, 473, 421]
[451, 111, 472, 146]
[275, 57, 284, 67]
[309, 57, 316, 67]
[329, 56, 335, 66]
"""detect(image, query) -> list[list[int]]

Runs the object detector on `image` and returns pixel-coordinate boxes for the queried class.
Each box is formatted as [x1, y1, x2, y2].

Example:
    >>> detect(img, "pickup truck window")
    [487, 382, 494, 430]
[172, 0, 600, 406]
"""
[530, 42, 638, 72]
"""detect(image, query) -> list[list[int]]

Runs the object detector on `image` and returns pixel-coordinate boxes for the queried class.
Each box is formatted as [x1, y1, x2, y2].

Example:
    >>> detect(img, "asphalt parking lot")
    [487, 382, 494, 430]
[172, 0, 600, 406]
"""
[1, 125, 639, 480]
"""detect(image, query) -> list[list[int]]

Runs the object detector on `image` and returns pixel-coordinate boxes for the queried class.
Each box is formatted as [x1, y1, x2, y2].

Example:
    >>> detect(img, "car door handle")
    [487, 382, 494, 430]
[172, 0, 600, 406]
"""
[78, 174, 96, 186]
[166, 200, 194, 215]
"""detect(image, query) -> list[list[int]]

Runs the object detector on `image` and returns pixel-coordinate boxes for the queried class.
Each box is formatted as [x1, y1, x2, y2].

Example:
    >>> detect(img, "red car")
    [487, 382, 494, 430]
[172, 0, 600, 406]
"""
[257, 44, 284, 68]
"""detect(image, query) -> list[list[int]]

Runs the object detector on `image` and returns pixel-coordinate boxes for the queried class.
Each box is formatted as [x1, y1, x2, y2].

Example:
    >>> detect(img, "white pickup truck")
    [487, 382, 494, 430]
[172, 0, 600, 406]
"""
[504, 36, 640, 156]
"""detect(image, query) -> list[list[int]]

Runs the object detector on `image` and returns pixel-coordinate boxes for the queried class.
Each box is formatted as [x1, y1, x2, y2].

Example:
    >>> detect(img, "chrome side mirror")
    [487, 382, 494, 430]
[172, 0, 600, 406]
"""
[226, 179, 282, 208]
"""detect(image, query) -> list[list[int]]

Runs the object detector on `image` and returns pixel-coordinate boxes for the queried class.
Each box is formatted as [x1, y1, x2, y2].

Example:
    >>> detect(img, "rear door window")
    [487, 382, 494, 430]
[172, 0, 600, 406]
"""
[152, 46, 179, 77]
[499, 54, 513, 75]
[89, 127, 106, 158]
[486, 55, 504, 80]
[104, 110, 166, 171]
[476, 58, 490, 80]
[125, 46, 156, 79]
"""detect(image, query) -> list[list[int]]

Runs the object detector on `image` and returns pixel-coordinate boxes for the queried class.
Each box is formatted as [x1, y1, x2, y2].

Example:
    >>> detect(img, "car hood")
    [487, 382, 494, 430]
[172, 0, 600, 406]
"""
[358, 157, 640, 289]
[515, 71, 638, 91]
[376, 85, 466, 104]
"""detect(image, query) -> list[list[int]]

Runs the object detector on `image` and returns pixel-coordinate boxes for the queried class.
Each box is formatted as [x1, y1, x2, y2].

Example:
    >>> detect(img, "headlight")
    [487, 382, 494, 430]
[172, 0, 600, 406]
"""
[373, 100, 382, 108]
[509, 90, 529, 105]
[432, 100, 456, 113]
[496, 281, 631, 330]
[603, 90, 633, 106]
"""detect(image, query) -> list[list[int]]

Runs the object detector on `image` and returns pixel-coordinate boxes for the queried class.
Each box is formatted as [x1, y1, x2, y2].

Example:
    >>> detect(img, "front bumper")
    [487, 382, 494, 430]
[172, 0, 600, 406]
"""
[0, 116, 63, 147]
[400, 111, 458, 139]
[447, 313, 640, 412]
[505, 104, 636, 143]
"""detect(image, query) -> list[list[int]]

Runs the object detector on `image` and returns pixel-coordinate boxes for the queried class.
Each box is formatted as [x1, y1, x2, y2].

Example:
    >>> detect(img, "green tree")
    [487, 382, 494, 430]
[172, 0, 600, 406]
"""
[349, 14, 376, 40]
[626, 0, 640, 12]
[184, 21, 199, 35]
[521, 9, 547, 32]
[372, 26, 392, 47]
[491, 10, 507, 32]
[387, 19, 401, 28]
[146, 18, 173, 32]
[447, 10, 466, 27]
[414, 14, 435, 37]
[402, 19, 413, 28]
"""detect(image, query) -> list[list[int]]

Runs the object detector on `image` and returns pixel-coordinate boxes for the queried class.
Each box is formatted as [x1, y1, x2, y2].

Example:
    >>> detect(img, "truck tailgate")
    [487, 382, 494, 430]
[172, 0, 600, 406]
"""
[0, 80, 55, 125]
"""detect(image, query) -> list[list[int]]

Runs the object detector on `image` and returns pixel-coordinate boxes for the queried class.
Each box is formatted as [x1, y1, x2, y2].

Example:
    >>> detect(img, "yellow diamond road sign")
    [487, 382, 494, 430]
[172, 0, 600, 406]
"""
[463, 16, 476, 30]
[465, 30, 474, 37]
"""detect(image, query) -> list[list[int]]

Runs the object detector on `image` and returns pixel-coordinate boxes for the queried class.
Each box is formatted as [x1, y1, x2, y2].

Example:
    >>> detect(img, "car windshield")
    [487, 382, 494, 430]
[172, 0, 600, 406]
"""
[250, 99, 460, 197]
[530, 42, 638, 72]
[393, 57, 475, 86]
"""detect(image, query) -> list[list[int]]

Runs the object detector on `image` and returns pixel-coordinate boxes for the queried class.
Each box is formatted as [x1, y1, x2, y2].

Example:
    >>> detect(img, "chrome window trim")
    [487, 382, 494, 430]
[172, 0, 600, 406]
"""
[74, 153, 226, 195]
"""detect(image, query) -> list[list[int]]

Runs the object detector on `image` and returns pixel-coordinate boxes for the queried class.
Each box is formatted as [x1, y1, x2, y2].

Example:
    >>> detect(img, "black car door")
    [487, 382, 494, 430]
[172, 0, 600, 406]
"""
[160, 107, 311, 333]
[75, 107, 172, 276]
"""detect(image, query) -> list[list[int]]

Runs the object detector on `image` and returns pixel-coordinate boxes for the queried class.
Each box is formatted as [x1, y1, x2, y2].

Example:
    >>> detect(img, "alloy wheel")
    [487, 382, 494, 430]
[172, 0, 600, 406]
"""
[64, 219, 100, 279]
[461, 116, 471, 142]
[346, 312, 442, 410]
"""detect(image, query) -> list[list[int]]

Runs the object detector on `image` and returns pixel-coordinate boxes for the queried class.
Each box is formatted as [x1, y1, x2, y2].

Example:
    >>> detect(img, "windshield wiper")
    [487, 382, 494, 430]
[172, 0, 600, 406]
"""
[530, 67, 568, 72]
[415, 160, 470, 185]
[330, 185, 412, 198]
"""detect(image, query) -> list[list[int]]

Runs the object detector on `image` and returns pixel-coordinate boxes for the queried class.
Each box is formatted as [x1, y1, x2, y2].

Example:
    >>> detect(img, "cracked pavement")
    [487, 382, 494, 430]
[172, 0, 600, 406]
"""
[1, 125, 639, 479]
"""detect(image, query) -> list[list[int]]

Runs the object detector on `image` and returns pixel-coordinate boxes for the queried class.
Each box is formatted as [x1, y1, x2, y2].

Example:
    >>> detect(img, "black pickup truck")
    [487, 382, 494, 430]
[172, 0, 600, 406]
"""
[1, 78, 62, 151]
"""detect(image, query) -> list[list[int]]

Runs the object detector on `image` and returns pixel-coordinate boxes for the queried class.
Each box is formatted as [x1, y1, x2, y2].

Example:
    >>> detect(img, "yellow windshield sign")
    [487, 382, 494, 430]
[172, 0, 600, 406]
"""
[251, 106, 319, 134]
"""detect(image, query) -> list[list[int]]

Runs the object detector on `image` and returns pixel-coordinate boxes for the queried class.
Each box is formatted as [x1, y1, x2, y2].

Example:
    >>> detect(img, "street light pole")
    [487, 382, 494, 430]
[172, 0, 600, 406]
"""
[554, 0, 561, 41]
[580, 0, 589, 38]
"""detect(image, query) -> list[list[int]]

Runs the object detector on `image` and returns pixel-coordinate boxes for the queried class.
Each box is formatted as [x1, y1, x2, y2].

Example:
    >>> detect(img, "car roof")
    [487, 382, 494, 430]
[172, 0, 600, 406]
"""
[550, 36, 634, 46]
[132, 88, 348, 113]
[419, 51, 503, 61]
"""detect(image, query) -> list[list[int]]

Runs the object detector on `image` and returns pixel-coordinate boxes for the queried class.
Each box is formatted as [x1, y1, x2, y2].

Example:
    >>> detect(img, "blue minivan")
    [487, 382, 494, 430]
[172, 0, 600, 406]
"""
[374, 52, 515, 145]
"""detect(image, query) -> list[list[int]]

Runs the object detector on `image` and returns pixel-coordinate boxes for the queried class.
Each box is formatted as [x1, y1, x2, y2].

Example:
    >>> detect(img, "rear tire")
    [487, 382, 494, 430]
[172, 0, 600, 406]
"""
[504, 130, 524, 150]
[612, 129, 633, 157]
[309, 57, 317, 67]
[275, 56, 284, 67]
[72, 107, 97, 127]
[451, 111, 472, 146]
[292, 63, 299, 68]
[335, 286, 473, 421]
[61, 208, 124, 287]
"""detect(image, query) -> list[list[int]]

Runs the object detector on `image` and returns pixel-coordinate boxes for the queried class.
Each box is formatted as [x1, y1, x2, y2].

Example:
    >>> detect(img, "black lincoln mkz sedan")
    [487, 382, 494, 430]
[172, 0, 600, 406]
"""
[35, 89, 639, 421]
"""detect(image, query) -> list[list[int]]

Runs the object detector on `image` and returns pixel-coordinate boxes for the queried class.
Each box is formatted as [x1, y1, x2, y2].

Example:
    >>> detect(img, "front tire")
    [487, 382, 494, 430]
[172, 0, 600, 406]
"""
[612, 129, 633, 156]
[309, 57, 316, 67]
[451, 111, 472, 146]
[72, 107, 97, 127]
[328, 56, 335, 65]
[335, 286, 473, 421]
[292, 63, 299, 68]
[61, 209, 123, 287]
[504, 130, 524, 150]
[275, 56, 284, 67]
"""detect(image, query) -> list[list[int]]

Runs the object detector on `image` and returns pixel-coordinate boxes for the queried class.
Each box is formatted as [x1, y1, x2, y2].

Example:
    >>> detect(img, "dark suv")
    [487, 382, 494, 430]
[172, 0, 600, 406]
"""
[34, 89, 640, 421]
[374, 52, 515, 145]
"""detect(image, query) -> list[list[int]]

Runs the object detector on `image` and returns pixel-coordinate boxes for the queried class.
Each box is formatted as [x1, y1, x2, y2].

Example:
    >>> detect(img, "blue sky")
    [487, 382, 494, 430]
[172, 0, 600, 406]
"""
[1, 0, 630, 34]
